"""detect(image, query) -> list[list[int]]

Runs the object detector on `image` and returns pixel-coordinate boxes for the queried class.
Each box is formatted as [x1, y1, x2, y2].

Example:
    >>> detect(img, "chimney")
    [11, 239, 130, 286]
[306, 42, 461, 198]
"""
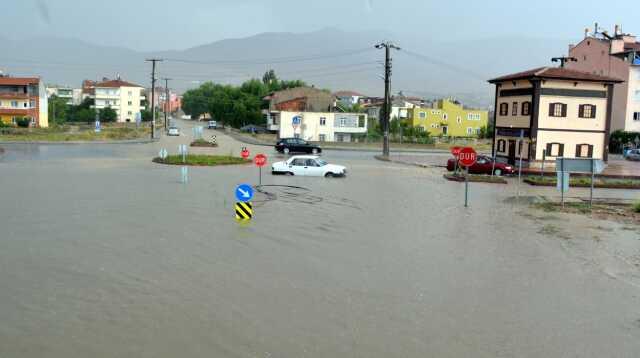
[615, 24, 620, 36]
[584, 28, 589, 38]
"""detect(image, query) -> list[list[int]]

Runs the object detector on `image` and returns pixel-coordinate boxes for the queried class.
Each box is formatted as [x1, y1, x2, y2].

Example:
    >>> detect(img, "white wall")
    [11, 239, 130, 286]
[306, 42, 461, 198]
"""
[625, 66, 640, 132]
[276, 111, 367, 142]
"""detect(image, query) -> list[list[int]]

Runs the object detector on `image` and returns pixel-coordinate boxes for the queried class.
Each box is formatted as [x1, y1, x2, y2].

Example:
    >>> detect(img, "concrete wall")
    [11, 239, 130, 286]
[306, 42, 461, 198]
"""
[625, 66, 640, 132]
[276, 111, 366, 142]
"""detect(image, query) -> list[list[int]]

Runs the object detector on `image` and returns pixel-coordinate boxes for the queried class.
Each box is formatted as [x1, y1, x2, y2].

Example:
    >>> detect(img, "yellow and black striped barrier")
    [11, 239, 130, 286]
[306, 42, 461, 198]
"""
[235, 202, 253, 220]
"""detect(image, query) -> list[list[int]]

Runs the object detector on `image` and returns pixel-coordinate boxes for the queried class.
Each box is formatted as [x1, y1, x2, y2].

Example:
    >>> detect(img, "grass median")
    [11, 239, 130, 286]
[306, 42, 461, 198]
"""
[153, 154, 251, 166]
[524, 176, 640, 189]
[0, 126, 150, 142]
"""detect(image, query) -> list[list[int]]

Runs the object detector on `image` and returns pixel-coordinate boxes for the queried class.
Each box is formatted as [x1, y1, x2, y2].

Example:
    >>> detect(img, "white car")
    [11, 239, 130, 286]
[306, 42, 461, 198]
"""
[167, 126, 180, 136]
[271, 155, 347, 177]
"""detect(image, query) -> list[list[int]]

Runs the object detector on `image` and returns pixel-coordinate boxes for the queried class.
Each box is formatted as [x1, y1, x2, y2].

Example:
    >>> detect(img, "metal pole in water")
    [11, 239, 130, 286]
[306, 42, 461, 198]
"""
[541, 149, 546, 179]
[259, 166, 262, 186]
[590, 158, 595, 209]
[561, 157, 565, 208]
[464, 167, 469, 207]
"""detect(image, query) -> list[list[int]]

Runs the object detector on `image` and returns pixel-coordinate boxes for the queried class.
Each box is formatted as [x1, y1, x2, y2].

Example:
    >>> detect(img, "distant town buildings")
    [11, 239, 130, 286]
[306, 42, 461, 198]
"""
[488, 66, 622, 164]
[566, 24, 640, 132]
[0, 75, 48, 128]
[334, 90, 365, 107]
[264, 87, 334, 112]
[91, 78, 145, 123]
[406, 98, 488, 137]
[46, 85, 82, 106]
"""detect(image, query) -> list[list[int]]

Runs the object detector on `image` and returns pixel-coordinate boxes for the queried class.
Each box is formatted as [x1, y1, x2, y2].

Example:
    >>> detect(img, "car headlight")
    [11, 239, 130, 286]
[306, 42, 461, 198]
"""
[505, 166, 513, 170]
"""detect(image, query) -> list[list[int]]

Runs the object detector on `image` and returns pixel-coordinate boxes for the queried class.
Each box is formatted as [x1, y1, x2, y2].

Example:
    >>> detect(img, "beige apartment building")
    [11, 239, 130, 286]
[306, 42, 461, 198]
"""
[488, 67, 622, 165]
[92, 79, 145, 123]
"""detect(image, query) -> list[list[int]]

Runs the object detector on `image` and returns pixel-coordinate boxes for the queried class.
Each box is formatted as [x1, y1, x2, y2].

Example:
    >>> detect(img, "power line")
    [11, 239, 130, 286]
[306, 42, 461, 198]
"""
[400, 49, 486, 81]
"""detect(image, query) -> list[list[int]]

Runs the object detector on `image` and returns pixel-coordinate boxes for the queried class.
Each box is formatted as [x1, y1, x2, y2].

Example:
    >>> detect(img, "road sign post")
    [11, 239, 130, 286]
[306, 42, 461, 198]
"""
[451, 146, 461, 174]
[458, 147, 477, 208]
[254, 154, 267, 186]
[541, 149, 546, 178]
[241, 147, 250, 159]
[158, 148, 168, 162]
[590, 158, 595, 208]
[235, 184, 254, 221]
[178, 144, 188, 163]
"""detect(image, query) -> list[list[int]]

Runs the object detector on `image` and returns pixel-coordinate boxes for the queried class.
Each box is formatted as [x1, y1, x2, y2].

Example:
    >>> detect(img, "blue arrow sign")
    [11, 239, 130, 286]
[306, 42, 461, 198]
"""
[235, 184, 254, 202]
[292, 115, 302, 125]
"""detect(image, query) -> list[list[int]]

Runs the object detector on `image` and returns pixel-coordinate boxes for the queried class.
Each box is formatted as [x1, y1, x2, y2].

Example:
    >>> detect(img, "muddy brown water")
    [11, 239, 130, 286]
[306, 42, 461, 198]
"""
[1, 141, 640, 357]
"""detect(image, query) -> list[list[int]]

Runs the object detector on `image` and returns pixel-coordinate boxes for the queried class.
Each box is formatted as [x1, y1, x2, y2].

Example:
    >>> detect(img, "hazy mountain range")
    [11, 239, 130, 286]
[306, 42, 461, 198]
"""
[0, 28, 572, 107]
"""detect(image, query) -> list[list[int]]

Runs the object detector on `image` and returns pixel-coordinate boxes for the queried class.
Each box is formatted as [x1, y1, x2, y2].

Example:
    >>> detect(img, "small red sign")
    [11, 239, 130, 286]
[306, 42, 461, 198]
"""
[451, 146, 462, 157]
[458, 147, 477, 167]
[254, 154, 267, 167]
[241, 148, 250, 159]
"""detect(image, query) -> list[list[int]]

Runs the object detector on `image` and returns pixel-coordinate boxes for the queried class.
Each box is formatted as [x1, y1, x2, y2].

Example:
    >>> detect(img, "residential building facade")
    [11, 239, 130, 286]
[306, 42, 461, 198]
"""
[264, 87, 334, 112]
[566, 25, 640, 132]
[334, 90, 365, 107]
[266, 110, 367, 142]
[92, 79, 145, 123]
[405, 98, 488, 137]
[0, 76, 48, 127]
[488, 67, 621, 165]
[46, 86, 82, 105]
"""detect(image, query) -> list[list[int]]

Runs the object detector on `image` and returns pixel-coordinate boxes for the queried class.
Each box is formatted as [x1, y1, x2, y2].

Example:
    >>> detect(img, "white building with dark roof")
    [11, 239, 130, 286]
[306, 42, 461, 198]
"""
[92, 78, 145, 122]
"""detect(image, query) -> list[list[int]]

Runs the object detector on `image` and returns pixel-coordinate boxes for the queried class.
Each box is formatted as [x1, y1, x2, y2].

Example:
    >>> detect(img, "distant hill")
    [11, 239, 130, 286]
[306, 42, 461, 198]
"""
[0, 29, 570, 108]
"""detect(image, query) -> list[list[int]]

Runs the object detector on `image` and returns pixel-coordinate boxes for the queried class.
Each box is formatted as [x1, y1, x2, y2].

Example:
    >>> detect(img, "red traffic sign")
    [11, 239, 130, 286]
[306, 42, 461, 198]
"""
[241, 148, 250, 159]
[254, 154, 267, 167]
[458, 147, 477, 167]
[450, 146, 462, 157]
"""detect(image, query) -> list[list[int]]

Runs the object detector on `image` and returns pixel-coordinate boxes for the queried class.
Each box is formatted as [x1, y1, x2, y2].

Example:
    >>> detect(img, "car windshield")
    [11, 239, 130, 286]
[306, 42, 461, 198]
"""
[316, 159, 328, 166]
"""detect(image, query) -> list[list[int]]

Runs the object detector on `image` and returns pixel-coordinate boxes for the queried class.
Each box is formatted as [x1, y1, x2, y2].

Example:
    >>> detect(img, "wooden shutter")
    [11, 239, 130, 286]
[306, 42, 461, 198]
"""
[587, 145, 593, 158]
[578, 105, 584, 118]
[591, 105, 596, 118]
[546, 143, 552, 155]
[575, 144, 581, 157]
[561, 104, 567, 117]
[559, 143, 565, 156]
[549, 103, 554, 116]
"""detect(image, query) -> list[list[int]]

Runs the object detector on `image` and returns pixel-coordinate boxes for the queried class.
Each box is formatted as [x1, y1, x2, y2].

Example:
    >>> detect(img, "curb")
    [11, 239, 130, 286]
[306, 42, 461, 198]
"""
[374, 155, 444, 168]
[0, 138, 159, 145]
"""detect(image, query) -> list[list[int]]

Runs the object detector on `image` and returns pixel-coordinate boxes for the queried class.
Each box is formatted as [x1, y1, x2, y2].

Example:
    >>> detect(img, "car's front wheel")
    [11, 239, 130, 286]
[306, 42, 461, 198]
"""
[287, 171, 294, 176]
[283, 148, 290, 154]
[494, 169, 503, 176]
[311, 148, 318, 154]
[325, 172, 335, 178]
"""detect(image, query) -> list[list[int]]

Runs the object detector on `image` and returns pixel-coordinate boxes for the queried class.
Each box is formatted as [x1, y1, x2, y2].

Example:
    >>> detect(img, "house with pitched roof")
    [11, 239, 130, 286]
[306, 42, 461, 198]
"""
[92, 78, 145, 122]
[488, 66, 622, 165]
[0, 75, 48, 128]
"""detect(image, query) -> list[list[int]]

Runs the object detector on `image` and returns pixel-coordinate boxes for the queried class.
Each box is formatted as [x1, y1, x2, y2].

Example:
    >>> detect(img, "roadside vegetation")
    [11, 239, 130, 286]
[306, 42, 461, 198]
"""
[153, 154, 251, 166]
[443, 173, 507, 184]
[524, 176, 640, 189]
[190, 138, 218, 147]
[532, 200, 640, 224]
[0, 125, 150, 142]
[634, 201, 640, 213]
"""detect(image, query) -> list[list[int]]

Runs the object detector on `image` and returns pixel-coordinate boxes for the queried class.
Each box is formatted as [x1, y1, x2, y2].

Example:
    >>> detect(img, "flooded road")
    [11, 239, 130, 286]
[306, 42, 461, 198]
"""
[1, 133, 640, 357]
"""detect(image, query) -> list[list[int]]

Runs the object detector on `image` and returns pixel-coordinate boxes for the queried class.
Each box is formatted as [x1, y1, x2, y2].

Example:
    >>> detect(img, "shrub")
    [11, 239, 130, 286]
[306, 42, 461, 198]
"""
[610, 130, 640, 153]
[633, 202, 640, 213]
[0, 121, 11, 128]
[15, 118, 31, 128]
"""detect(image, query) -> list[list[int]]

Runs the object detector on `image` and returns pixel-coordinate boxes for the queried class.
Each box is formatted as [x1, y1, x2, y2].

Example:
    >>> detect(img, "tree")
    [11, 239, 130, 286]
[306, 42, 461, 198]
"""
[48, 95, 69, 125]
[99, 106, 118, 122]
[73, 108, 96, 123]
[262, 69, 277, 86]
[15, 117, 31, 128]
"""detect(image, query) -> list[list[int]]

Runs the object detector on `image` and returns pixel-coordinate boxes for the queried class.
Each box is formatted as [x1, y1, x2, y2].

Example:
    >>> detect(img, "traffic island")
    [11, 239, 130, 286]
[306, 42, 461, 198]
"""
[152, 154, 251, 166]
[443, 173, 508, 184]
[190, 139, 218, 148]
[523, 176, 640, 189]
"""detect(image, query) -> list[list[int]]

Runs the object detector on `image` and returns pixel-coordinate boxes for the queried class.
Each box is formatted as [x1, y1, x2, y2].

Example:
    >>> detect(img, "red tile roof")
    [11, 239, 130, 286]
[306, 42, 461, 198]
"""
[488, 67, 623, 83]
[95, 79, 143, 88]
[334, 90, 365, 97]
[0, 77, 39, 86]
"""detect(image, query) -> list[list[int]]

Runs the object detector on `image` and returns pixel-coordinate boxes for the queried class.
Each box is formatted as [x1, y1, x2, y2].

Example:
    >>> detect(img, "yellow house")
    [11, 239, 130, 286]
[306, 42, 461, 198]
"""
[405, 99, 488, 137]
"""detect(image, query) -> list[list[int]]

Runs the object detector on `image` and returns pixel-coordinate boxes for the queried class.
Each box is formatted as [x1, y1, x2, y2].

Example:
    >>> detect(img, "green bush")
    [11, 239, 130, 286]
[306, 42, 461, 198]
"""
[610, 130, 640, 153]
[15, 118, 31, 128]
[0, 121, 11, 128]
[633, 202, 640, 213]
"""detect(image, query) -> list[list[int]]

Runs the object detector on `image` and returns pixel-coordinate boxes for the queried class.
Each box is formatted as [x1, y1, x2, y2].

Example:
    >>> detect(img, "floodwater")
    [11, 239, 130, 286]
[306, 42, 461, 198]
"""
[1, 135, 640, 357]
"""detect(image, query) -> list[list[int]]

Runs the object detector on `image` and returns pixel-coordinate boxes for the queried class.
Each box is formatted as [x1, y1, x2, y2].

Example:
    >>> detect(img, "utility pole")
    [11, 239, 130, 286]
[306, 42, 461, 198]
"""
[551, 56, 577, 68]
[146, 58, 163, 139]
[162, 77, 171, 131]
[375, 41, 400, 157]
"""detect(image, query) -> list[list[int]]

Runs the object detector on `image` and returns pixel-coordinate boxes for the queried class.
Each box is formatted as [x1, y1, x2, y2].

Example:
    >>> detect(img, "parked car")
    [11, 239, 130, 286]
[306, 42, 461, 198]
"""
[624, 148, 640, 161]
[275, 138, 322, 154]
[240, 124, 267, 134]
[271, 155, 346, 177]
[167, 126, 180, 136]
[208, 120, 218, 129]
[446, 155, 515, 176]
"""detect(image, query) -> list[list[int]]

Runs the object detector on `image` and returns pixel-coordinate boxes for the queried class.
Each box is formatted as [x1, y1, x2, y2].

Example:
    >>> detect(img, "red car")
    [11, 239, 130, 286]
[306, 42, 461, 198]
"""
[447, 155, 515, 176]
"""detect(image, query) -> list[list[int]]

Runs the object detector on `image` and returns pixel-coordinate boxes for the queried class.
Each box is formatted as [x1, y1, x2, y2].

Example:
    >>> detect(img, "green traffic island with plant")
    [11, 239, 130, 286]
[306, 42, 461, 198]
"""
[531, 200, 640, 224]
[152, 154, 251, 166]
[443, 172, 508, 184]
[190, 138, 218, 147]
[523, 176, 640, 189]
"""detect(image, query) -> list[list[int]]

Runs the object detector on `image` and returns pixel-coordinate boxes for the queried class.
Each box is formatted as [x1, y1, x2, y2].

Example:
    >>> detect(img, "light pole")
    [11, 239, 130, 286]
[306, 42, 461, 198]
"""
[375, 41, 400, 157]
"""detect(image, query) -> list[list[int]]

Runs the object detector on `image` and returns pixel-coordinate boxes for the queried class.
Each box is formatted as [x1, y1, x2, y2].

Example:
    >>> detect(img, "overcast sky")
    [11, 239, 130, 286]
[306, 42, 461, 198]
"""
[3, 0, 639, 51]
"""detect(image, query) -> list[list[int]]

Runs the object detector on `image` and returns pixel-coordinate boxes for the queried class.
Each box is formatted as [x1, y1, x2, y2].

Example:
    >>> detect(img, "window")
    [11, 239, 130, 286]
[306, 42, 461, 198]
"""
[634, 90, 640, 102]
[128, 101, 133, 105]
[466, 127, 473, 135]
[475, 128, 481, 135]
[127, 111, 132, 115]
[291, 158, 306, 166]
[512, 102, 518, 116]
[579, 104, 596, 118]
[497, 139, 506, 152]
[545, 142, 564, 157]
[549, 103, 567, 117]
[442, 126, 448, 135]
[583, 55, 587, 61]
[467, 113, 481, 121]
[443, 113, 448, 120]
[305, 159, 318, 167]
[499, 103, 508, 116]
[419, 112, 426, 119]
[521, 102, 531, 116]
[318, 134, 326, 142]
[457, 116, 462, 123]
[575, 144, 593, 158]
[30, 100, 36, 108]
[319, 117, 326, 126]
[10, 101, 18, 108]
[634, 112, 640, 121]
[11, 116, 18, 124]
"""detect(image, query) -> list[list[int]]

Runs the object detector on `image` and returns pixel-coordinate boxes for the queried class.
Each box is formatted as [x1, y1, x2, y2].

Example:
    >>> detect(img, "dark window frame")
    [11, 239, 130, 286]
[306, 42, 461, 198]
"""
[545, 142, 565, 157]
[549, 103, 567, 117]
[499, 103, 508, 116]
[497, 139, 506, 152]
[575, 143, 594, 158]
[512, 101, 518, 116]
[521, 101, 531, 116]
[578, 104, 596, 118]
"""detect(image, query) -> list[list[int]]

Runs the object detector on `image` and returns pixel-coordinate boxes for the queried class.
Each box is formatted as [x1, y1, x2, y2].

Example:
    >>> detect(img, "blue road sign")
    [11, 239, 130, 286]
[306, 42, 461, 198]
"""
[292, 115, 302, 126]
[235, 184, 254, 202]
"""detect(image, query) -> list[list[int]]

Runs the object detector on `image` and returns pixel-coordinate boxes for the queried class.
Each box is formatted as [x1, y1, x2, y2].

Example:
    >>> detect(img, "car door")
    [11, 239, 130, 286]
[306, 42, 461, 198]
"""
[304, 159, 324, 176]
[470, 156, 489, 174]
[289, 158, 307, 175]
